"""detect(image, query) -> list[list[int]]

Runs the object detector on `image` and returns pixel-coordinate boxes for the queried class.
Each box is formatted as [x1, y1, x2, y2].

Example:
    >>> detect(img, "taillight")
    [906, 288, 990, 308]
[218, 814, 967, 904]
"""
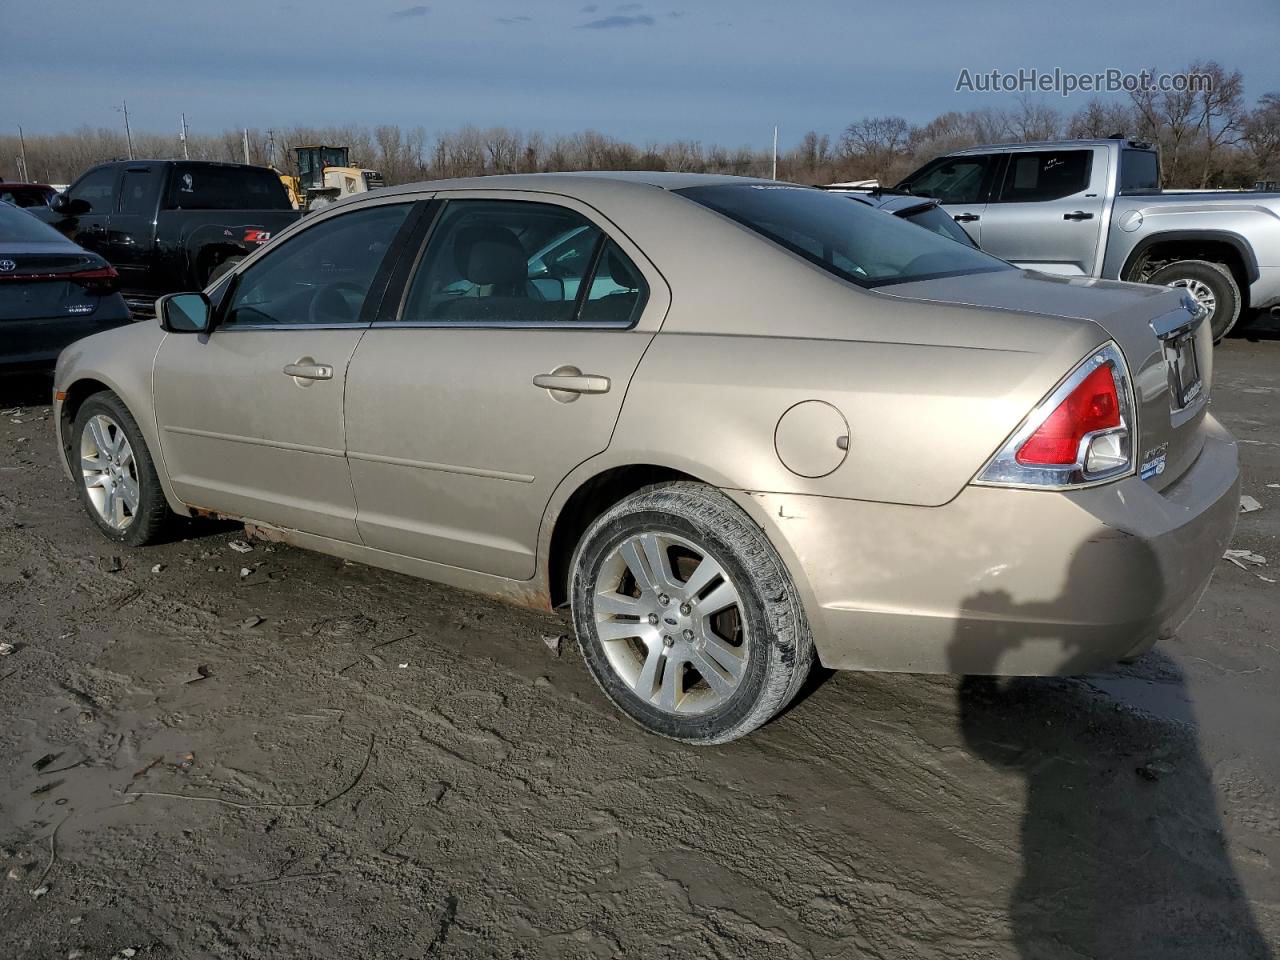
[976, 342, 1135, 488]
[69, 266, 120, 295]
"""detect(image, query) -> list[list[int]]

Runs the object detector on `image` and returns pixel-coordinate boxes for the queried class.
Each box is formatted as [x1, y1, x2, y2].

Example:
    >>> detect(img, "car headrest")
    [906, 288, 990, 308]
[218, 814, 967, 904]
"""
[454, 224, 526, 286]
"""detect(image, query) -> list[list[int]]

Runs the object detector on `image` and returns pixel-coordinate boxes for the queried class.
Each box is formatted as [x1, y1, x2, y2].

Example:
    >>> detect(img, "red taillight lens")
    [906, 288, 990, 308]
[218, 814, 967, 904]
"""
[1016, 363, 1121, 466]
[68, 266, 120, 295]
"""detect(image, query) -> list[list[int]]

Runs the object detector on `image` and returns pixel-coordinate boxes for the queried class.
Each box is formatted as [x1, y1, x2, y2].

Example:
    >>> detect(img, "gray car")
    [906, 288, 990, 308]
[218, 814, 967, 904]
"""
[51, 173, 1239, 743]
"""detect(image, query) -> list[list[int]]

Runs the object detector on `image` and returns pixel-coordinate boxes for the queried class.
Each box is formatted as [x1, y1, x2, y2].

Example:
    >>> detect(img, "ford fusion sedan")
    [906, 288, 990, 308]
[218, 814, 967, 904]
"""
[1, 202, 130, 374]
[52, 172, 1239, 743]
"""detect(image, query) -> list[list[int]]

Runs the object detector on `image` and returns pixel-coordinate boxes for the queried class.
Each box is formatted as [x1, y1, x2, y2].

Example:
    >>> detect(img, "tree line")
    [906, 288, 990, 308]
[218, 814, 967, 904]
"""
[3, 60, 1277, 190]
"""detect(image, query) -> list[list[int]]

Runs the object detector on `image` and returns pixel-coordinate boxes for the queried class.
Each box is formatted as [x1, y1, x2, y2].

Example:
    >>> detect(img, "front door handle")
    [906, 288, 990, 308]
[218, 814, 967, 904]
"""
[953, 213, 980, 223]
[283, 361, 334, 381]
[1063, 210, 1095, 221]
[533, 365, 611, 402]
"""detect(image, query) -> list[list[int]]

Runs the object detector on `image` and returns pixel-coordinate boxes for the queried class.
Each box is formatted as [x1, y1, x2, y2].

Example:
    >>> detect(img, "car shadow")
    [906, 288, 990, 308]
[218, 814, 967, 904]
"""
[949, 542, 1272, 959]
[1238, 310, 1280, 342]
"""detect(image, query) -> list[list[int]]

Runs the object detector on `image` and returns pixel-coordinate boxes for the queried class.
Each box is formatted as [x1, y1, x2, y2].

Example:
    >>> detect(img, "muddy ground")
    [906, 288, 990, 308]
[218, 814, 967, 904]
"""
[1, 331, 1278, 960]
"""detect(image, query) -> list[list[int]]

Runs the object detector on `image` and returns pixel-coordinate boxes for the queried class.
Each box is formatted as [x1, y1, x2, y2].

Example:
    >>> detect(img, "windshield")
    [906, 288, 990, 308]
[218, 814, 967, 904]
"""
[0, 202, 68, 243]
[167, 164, 292, 211]
[677, 183, 1010, 287]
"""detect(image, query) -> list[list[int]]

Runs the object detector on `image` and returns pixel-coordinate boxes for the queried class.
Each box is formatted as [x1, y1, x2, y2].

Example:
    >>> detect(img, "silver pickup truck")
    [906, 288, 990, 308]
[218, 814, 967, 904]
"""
[898, 138, 1280, 341]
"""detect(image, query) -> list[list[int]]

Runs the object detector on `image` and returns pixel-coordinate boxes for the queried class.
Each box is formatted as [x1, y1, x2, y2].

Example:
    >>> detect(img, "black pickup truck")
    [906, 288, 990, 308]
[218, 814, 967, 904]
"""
[33, 160, 300, 314]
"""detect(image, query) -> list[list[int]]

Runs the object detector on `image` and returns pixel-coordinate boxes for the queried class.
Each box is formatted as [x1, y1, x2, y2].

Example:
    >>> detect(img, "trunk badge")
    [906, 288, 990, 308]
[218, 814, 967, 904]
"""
[0, 259, 15, 272]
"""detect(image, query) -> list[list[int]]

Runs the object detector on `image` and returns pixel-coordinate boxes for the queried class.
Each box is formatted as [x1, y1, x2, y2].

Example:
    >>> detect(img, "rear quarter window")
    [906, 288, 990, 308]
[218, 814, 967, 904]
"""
[167, 165, 293, 211]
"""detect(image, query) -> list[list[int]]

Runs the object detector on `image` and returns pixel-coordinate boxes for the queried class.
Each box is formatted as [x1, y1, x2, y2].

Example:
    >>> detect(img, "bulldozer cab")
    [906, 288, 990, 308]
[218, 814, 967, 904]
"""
[295, 145, 351, 189]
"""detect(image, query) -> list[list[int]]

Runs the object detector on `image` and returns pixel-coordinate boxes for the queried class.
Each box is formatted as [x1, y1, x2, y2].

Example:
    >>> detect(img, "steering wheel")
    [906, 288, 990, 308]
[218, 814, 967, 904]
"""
[306, 282, 366, 325]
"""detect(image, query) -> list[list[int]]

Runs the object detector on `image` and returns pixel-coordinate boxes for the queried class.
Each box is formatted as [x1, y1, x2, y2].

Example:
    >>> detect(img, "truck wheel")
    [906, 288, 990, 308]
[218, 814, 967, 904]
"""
[570, 482, 814, 744]
[1148, 260, 1241, 344]
[206, 256, 244, 287]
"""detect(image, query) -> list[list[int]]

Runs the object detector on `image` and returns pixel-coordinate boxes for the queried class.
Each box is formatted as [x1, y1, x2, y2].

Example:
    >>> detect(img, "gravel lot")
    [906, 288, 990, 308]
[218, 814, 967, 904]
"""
[1, 330, 1277, 959]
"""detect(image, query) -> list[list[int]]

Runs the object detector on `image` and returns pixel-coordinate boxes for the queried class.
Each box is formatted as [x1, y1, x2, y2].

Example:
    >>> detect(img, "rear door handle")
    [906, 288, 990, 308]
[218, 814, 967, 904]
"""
[533, 366, 611, 397]
[283, 361, 334, 381]
[1063, 210, 1095, 221]
[953, 213, 980, 223]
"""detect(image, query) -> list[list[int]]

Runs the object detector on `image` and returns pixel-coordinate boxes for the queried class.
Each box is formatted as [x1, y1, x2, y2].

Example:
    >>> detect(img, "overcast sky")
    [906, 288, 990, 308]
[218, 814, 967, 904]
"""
[4, 0, 1278, 147]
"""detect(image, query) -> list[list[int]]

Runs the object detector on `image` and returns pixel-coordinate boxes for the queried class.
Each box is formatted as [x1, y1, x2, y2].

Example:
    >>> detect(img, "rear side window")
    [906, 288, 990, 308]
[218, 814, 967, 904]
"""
[167, 164, 292, 211]
[117, 169, 161, 215]
[1120, 150, 1161, 194]
[399, 200, 647, 326]
[997, 151, 1092, 203]
[901, 155, 993, 204]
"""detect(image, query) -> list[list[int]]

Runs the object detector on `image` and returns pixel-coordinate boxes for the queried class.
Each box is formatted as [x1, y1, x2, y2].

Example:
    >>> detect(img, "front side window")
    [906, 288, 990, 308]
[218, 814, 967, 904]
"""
[997, 151, 1092, 203]
[678, 184, 1011, 288]
[400, 200, 647, 325]
[67, 167, 118, 213]
[900, 155, 993, 204]
[223, 203, 411, 327]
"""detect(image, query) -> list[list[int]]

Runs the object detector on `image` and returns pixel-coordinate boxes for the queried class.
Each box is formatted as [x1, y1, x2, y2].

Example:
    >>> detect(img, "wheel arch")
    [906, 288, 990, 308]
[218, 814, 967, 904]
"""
[1120, 230, 1257, 308]
[56, 371, 191, 518]
[545, 463, 703, 609]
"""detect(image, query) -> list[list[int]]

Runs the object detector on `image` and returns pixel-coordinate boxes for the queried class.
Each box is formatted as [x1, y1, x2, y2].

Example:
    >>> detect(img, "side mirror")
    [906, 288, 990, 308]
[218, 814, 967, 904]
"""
[158, 292, 213, 333]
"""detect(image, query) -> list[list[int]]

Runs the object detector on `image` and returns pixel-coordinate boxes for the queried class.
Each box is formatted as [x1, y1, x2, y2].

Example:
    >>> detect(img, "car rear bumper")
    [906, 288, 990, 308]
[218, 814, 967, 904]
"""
[726, 414, 1239, 676]
[1, 306, 132, 371]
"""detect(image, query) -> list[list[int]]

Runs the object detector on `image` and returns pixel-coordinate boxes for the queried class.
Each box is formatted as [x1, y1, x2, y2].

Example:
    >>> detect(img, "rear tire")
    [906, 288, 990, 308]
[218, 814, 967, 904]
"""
[1148, 259, 1241, 344]
[72, 391, 174, 547]
[570, 482, 813, 744]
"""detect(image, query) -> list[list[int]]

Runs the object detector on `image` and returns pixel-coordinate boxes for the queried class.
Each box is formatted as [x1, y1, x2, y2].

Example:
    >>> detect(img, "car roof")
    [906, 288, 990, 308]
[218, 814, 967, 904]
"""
[0, 182, 54, 190]
[376, 171, 780, 200]
[949, 138, 1155, 154]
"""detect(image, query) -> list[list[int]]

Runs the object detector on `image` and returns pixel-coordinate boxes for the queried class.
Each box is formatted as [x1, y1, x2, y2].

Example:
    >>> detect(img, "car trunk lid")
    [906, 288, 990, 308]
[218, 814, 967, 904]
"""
[0, 247, 114, 322]
[881, 269, 1210, 493]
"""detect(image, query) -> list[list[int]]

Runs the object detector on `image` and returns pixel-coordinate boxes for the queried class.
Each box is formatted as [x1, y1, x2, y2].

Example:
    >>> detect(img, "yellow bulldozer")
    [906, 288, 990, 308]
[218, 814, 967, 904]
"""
[278, 145, 385, 212]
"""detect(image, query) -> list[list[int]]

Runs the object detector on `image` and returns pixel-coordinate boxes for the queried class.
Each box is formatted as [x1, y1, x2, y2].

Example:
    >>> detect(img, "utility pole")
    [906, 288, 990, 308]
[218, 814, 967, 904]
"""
[17, 125, 29, 181]
[242, 129, 251, 165]
[180, 112, 189, 159]
[267, 129, 277, 169]
[117, 100, 135, 159]
[771, 125, 778, 180]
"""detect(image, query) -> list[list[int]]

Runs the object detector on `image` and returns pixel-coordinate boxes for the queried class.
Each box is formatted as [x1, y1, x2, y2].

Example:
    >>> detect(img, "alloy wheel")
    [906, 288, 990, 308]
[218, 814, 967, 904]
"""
[591, 531, 748, 715]
[80, 414, 140, 530]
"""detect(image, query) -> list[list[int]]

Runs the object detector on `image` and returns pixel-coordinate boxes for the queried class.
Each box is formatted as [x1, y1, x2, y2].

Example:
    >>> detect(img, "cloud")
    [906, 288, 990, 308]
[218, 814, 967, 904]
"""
[578, 13, 655, 28]
[617, 2, 642, 8]
[580, 3, 598, 10]
[496, 14, 532, 23]
[388, 4, 428, 18]
[667, 9, 684, 16]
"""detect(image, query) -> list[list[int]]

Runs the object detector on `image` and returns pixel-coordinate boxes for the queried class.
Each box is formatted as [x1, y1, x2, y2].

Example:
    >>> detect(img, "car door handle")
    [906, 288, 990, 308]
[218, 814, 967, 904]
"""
[283, 361, 334, 381]
[1063, 211, 1095, 221]
[533, 369, 611, 395]
[953, 213, 980, 223]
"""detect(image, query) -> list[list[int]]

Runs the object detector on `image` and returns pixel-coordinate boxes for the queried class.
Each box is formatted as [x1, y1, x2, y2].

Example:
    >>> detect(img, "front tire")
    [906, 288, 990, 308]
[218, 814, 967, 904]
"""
[570, 482, 813, 744]
[1149, 259, 1241, 343]
[72, 391, 174, 546]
